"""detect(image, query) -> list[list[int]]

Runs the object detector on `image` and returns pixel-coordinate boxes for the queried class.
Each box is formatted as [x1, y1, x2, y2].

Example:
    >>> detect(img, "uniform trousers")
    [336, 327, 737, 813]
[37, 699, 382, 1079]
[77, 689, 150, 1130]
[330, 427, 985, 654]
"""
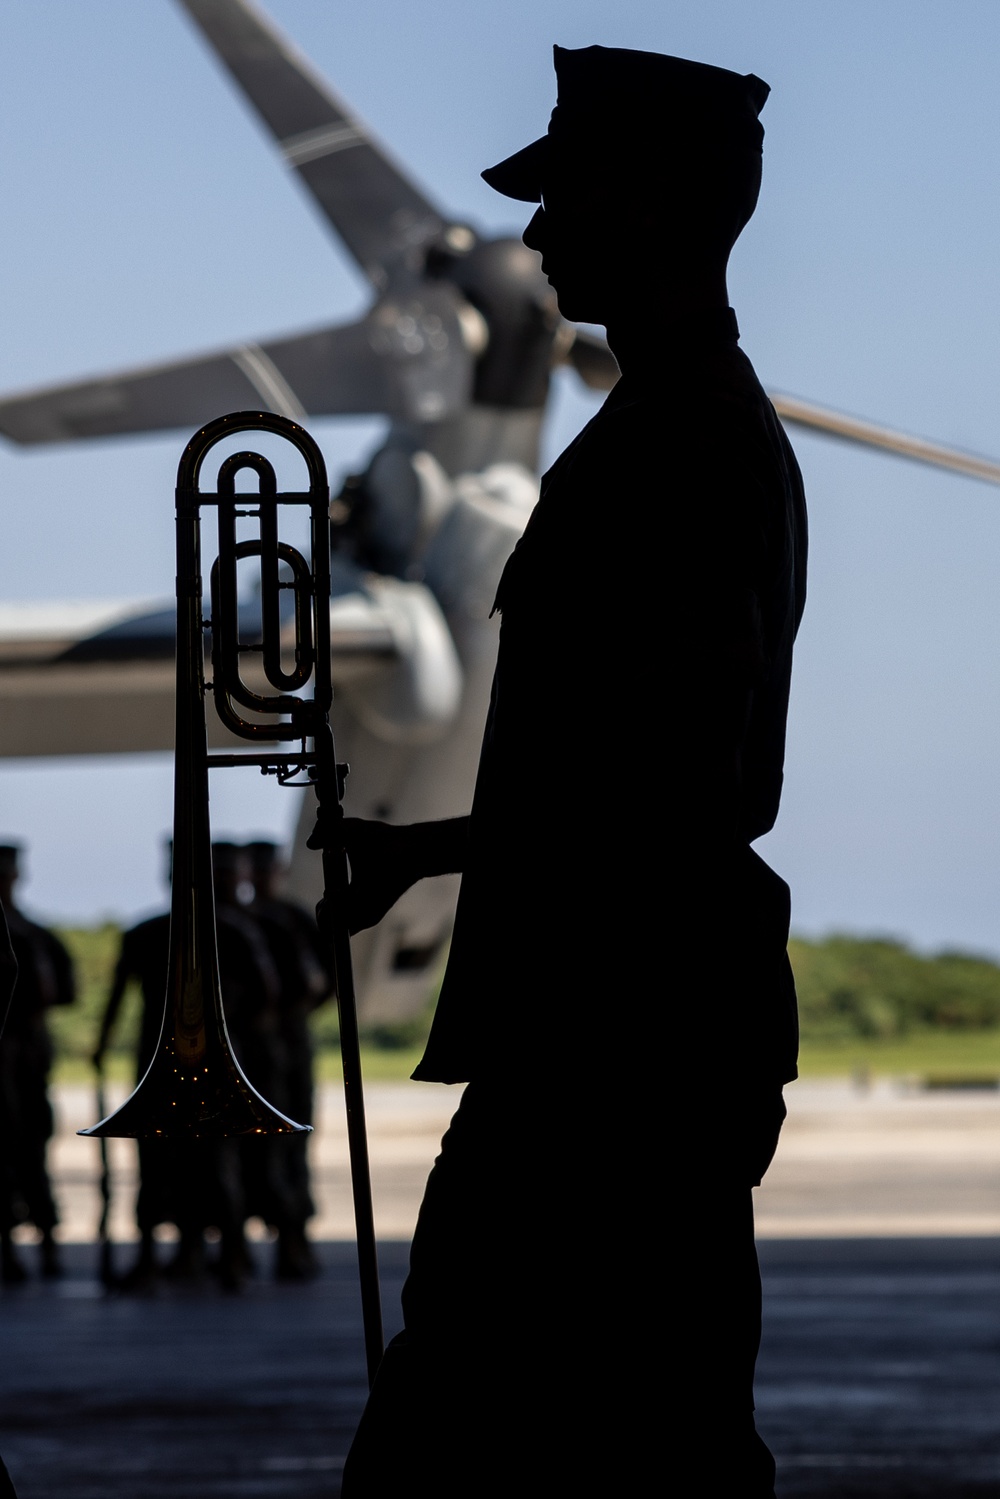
[342, 1073, 784, 1496]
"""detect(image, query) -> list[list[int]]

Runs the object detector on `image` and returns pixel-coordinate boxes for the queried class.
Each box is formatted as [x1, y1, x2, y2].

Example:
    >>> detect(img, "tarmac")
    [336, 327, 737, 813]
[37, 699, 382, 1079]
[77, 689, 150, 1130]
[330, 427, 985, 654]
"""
[1, 1077, 997, 1497]
[41, 1074, 1000, 1244]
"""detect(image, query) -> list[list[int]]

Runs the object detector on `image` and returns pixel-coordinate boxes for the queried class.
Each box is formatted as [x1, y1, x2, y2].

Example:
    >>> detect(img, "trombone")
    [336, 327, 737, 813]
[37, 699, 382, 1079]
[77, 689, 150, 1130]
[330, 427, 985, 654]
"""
[81, 411, 383, 1383]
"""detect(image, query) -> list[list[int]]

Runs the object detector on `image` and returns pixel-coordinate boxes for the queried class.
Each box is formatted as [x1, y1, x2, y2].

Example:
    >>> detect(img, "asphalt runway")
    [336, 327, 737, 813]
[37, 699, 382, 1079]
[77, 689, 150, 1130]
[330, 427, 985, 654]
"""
[1, 1078, 996, 1496]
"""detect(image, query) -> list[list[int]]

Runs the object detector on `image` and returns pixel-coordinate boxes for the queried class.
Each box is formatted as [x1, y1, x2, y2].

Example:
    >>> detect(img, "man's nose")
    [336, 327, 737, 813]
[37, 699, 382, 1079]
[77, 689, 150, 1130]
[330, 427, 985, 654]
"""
[522, 206, 546, 252]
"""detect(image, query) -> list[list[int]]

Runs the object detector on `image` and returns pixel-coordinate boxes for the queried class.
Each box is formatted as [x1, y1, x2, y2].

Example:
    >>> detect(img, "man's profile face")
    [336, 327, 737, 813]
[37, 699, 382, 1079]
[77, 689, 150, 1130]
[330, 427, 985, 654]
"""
[523, 162, 678, 326]
[523, 172, 629, 326]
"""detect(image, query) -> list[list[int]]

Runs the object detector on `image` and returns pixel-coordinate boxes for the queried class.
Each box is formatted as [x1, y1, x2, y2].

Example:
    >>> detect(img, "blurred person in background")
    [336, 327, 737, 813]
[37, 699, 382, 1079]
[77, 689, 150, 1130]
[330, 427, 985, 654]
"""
[96, 840, 282, 1289]
[0, 843, 76, 1282]
[246, 839, 332, 1280]
[93, 841, 173, 1288]
[210, 841, 285, 1285]
[0, 896, 18, 1494]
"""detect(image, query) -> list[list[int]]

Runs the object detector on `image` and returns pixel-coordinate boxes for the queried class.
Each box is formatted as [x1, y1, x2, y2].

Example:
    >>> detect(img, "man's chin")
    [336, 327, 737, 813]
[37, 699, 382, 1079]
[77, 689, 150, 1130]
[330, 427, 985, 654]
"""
[553, 286, 606, 326]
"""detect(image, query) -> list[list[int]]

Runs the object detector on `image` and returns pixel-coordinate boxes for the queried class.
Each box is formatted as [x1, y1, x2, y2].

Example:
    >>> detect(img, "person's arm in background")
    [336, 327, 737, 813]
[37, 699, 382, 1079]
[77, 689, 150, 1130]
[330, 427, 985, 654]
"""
[92, 940, 131, 1070]
[44, 928, 76, 1008]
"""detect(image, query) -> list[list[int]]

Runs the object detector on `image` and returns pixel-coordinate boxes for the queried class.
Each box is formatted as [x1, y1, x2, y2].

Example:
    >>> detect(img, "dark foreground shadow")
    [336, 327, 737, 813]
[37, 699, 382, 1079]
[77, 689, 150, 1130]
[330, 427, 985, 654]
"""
[757, 1237, 1000, 1497]
[0, 1238, 996, 1497]
[0, 1241, 408, 1499]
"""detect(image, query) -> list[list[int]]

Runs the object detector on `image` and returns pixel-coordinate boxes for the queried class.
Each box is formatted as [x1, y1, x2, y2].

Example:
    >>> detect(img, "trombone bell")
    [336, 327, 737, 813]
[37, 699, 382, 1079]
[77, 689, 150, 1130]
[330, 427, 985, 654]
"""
[80, 960, 308, 1140]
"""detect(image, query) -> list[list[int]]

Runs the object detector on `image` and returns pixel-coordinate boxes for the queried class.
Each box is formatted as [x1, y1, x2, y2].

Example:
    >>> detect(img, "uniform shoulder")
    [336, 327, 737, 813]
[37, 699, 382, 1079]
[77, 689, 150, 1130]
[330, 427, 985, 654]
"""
[10, 909, 71, 959]
[571, 349, 764, 453]
[124, 912, 170, 941]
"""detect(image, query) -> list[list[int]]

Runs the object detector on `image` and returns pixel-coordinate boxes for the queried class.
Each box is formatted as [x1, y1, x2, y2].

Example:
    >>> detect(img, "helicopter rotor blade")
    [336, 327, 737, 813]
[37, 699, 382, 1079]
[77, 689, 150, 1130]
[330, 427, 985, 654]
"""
[0, 292, 474, 445]
[0, 346, 284, 445]
[770, 393, 1000, 487]
[175, 0, 450, 285]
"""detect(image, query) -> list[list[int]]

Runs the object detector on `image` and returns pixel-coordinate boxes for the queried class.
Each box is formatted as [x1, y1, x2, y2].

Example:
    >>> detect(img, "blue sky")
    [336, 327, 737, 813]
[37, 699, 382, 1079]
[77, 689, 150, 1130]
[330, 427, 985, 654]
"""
[3, 1, 1000, 952]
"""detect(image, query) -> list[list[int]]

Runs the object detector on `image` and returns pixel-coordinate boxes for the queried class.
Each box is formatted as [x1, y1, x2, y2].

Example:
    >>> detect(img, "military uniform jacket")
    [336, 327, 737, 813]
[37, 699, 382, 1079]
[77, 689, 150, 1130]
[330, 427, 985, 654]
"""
[3, 906, 75, 1060]
[414, 310, 807, 1088]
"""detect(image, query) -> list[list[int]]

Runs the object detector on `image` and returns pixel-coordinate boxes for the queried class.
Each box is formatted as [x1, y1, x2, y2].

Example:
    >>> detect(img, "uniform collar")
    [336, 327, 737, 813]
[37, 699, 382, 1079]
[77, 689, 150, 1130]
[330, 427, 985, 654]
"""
[608, 306, 740, 380]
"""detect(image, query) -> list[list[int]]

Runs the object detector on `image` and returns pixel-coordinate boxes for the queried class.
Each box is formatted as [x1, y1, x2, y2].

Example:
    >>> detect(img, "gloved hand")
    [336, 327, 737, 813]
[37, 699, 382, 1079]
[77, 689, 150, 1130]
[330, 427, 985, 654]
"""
[310, 818, 424, 935]
[309, 815, 469, 935]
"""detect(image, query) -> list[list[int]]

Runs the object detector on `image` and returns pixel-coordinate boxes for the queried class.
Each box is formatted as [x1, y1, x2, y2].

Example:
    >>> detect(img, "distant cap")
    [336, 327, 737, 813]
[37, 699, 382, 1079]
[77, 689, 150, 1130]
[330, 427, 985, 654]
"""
[0, 844, 21, 877]
[483, 45, 769, 203]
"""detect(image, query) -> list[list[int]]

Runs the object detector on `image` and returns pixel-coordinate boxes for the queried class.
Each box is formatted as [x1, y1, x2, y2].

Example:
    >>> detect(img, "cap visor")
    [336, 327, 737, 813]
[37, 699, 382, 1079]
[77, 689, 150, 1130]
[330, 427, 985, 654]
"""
[481, 136, 548, 202]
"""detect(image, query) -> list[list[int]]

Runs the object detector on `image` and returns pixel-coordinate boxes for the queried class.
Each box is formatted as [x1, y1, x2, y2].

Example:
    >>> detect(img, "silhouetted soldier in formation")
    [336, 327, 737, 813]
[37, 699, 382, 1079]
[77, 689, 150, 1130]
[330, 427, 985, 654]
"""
[316, 46, 806, 1497]
[95, 841, 283, 1288]
[0, 897, 19, 1495]
[0, 893, 16, 1036]
[94, 846, 172, 1287]
[0, 888, 19, 1275]
[246, 839, 332, 1279]
[0, 844, 76, 1283]
[209, 840, 284, 1282]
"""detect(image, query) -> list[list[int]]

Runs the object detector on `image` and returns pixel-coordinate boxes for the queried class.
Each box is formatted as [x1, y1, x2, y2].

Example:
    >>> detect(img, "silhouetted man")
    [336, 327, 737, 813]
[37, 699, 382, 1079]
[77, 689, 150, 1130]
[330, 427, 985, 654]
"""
[246, 840, 332, 1280]
[0, 844, 76, 1283]
[324, 46, 806, 1495]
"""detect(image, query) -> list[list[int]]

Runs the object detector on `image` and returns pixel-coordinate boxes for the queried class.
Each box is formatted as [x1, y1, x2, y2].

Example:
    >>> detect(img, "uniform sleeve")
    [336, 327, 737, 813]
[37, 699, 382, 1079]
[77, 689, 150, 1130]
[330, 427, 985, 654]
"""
[96, 930, 137, 1052]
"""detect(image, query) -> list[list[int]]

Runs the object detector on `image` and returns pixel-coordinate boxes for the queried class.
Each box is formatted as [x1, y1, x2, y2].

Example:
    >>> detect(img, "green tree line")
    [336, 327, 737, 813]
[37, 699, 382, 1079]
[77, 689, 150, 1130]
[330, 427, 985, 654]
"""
[34, 925, 1000, 1074]
[790, 934, 1000, 1040]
